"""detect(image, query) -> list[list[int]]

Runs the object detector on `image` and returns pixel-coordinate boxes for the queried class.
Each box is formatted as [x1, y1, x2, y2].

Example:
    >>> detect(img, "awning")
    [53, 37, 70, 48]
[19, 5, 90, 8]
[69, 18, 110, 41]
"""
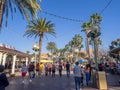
[110, 47, 120, 53]
[40, 60, 53, 63]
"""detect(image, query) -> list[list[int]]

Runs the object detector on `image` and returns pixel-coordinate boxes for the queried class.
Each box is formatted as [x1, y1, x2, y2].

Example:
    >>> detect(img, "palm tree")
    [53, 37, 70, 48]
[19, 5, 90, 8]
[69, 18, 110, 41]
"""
[70, 34, 83, 61]
[47, 42, 56, 60]
[89, 37, 102, 47]
[81, 22, 91, 58]
[90, 13, 102, 62]
[90, 37, 102, 61]
[47, 42, 56, 53]
[71, 34, 83, 51]
[0, 0, 42, 29]
[64, 44, 71, 61]
[58, 48, 66, 61]
[90, 13, 102, 25]
[24, 18, 56, 62]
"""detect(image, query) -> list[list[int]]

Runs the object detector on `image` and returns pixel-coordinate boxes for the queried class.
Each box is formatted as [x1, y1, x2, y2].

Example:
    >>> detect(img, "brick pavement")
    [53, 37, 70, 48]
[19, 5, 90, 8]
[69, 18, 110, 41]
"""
[106, 73, 120, 90]
[6, 71, 97, 90]
[6, 71, 120, 90]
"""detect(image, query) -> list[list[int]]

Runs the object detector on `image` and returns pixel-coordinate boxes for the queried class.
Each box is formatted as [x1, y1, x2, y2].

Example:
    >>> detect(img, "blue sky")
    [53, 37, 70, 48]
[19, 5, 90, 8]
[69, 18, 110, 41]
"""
[0, 0, 120, 54]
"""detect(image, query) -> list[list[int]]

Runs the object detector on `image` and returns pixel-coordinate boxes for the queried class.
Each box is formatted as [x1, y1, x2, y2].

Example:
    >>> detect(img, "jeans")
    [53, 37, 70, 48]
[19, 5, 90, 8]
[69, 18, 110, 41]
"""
[59, 70, 62, 77]
[66, 70, 70, 78]
[74, 77, 81, 90]
[86, 72, 90, 85]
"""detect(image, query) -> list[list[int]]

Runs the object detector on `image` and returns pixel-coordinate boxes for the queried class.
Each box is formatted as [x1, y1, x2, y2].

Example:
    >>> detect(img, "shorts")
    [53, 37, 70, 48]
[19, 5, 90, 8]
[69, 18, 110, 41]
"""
[22, 72, 27, 77]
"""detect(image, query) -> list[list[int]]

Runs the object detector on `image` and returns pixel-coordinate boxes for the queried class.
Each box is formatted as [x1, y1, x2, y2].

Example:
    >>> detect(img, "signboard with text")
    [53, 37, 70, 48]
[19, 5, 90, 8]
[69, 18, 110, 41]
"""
[97, 71, 108, 90]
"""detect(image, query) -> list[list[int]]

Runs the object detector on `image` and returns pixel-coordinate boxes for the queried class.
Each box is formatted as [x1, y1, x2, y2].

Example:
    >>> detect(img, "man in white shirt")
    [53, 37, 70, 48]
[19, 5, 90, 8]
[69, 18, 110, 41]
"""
[73, 62, 83, 90]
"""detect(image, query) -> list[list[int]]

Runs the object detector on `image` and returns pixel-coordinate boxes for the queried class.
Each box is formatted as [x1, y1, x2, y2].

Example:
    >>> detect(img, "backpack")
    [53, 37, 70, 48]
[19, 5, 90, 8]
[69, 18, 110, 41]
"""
[0, 73, 9, 87]
[28, 64, 34, 71]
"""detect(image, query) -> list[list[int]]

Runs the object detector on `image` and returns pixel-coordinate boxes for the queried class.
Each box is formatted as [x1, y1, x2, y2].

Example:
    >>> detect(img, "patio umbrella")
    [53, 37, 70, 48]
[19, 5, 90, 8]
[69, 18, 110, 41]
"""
[77, 59, 88, 63]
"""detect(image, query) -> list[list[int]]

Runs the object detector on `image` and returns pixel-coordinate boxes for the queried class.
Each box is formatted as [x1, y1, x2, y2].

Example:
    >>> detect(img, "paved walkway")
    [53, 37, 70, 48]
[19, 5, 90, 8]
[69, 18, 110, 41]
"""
[6, 72, 97, 90]
[106, 73, 120, 90]
[6, 71, 120, 90]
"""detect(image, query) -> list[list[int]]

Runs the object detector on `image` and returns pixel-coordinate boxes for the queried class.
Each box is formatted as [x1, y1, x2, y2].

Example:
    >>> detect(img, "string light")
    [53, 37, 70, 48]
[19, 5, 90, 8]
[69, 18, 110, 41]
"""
[4, 0, 113, 44]
[42, 11, 84, 23]
[42, 0, 113, 22]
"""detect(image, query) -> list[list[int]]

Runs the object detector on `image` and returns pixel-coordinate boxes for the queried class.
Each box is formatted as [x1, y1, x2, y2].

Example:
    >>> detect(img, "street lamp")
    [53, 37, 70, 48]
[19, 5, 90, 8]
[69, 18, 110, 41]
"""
[32, 42, 39, 75]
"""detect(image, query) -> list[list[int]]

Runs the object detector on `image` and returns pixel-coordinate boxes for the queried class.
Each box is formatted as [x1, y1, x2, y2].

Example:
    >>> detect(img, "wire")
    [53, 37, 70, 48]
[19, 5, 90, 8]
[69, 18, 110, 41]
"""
[2, 1, 113, 48]
[42, 11, 84, 23]
[42, 0, 113, 22]
[99, 0, 113, 15]
[8, 29, 36, 43]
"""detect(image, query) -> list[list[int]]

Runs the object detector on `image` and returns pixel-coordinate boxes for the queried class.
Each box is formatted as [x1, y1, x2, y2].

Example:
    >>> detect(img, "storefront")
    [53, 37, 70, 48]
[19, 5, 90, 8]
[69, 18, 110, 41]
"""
[110, 47, 120, 61]
[0, 44, 32, 75]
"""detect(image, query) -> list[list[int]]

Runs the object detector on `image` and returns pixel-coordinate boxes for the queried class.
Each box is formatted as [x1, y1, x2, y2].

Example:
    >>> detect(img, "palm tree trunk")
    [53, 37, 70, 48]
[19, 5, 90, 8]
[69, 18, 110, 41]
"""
[50, 50, 52, 60]
[0, 0, 5, 27]
[39, 33, 43, 62]
[96, 38, 99, 63]
[85, 32, 90, 58]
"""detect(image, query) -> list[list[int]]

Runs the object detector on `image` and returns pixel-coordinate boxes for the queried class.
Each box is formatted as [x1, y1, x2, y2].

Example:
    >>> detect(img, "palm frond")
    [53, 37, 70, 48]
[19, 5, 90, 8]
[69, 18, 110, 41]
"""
[0, 0, 42, 29]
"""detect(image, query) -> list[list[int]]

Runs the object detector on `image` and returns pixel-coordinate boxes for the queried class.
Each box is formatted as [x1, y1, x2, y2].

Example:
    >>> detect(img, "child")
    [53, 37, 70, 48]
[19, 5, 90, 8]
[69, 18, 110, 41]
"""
[0, 65, 9, 90]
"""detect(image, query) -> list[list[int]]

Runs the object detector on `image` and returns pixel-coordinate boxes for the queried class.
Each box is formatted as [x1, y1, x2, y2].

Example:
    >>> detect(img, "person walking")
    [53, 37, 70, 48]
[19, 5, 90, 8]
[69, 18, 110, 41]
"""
[85, 64, 91, 86]
[21, 62, 27, 83]
[36, 62, 40, 76]
[58, 62, 63, 77]
[44, 63, 48, 76]
[80, 66, 84, 88]
[73, 62, 83, 90]
[0, 65, 9, 90]
[51, 64, 56, 77]
[48, 63, 52, 75]
[28, 62, 35, 82]
[39, 63, 44, 77]
[66, 62, 70, 78]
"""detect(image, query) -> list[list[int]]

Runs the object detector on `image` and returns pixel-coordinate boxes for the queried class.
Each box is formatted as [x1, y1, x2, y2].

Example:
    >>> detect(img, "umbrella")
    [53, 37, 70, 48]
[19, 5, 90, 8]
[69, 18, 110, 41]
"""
[77, 59, 88, 63]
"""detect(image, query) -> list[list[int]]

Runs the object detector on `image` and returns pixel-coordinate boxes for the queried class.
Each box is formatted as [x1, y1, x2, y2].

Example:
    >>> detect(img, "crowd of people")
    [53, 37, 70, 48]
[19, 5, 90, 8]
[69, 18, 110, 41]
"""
[1, 60, 120, 90]
[20, 61, 93, 90]
[21, 61, 71, 83]
[0, 61, 95, 90]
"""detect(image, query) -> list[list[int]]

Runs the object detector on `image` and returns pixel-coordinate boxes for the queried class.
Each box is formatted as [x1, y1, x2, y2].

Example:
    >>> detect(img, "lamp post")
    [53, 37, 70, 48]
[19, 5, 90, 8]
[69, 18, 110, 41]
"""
[32, 42, 39, 75]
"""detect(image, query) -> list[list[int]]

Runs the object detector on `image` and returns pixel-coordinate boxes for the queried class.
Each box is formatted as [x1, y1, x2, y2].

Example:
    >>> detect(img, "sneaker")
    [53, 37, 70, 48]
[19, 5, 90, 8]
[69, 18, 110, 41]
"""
[29, 79, 32, 82]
